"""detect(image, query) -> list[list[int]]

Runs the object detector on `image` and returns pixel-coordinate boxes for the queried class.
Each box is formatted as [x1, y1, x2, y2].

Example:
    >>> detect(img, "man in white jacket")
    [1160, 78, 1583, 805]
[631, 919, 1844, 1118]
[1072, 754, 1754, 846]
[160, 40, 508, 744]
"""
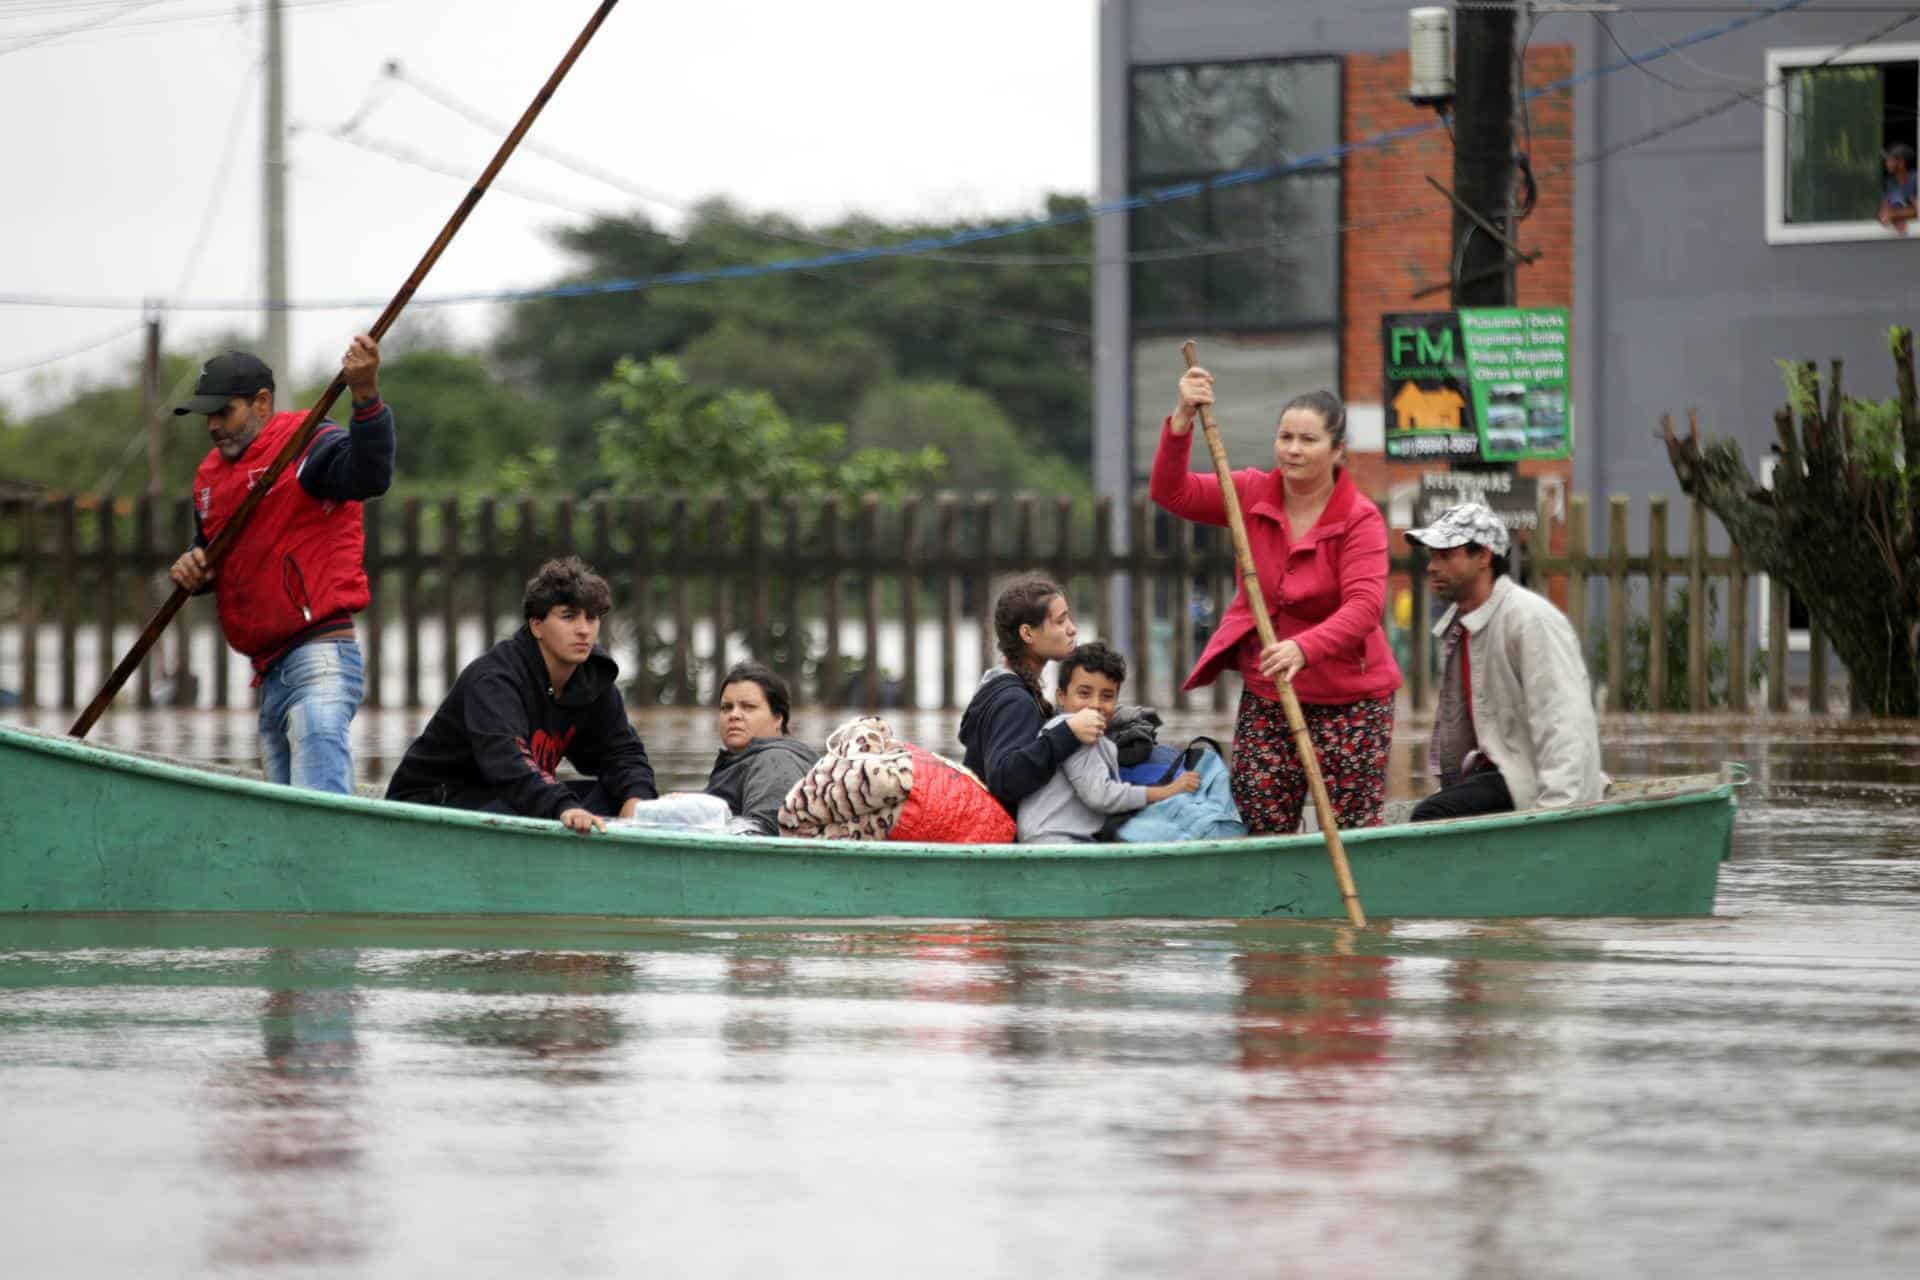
[1407, 502, 1607, 820]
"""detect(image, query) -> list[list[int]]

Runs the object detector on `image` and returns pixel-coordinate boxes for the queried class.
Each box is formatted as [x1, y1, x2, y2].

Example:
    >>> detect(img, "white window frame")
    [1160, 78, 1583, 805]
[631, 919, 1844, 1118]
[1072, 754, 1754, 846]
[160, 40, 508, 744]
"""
[1763, 42, 1920, 245]
[1754, 454, 1810, 652]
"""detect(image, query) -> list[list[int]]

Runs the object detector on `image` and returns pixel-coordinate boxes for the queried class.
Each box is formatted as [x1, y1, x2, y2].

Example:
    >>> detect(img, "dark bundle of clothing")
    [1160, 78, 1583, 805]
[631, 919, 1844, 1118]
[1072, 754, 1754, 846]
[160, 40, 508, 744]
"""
[1107, 704, 1184, 784]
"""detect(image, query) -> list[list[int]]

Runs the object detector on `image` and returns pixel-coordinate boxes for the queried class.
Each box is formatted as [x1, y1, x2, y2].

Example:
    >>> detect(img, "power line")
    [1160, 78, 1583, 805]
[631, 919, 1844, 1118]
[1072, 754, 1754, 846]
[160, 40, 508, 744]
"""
[0, 0, 1828, 312]
[0, 0, 165, 57]
[308, 121, 639, 218]
[0, 0, 374, 54]
[176, 57, 261, 299]
[343, 80, 1418, 271]
[381, 60, 1097, 266]
[0, 321, 145, 378]
[1450, 3, 1920, 10]
[382, 59, 711, 227]
[1541, 6, 1920, 175]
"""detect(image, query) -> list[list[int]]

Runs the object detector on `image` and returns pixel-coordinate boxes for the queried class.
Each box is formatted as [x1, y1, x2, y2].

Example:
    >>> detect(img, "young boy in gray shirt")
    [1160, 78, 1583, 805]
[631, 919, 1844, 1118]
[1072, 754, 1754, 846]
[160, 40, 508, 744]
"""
[1016, 642, 1200, 843]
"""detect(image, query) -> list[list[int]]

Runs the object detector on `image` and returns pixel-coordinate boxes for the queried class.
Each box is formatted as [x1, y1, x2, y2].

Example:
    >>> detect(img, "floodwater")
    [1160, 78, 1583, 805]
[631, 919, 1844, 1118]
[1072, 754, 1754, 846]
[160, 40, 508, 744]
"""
[3, 707, 1918, 1278]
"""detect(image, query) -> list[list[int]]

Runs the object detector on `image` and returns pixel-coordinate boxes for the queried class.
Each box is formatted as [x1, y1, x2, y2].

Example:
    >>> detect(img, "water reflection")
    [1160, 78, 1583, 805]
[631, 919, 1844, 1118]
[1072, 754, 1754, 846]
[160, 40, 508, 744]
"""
[417, 951, 637, 1086]
[6, 713, 1920, 1277]
[204, 948, 371, 1270]
[721, 952, 793, 1059]
[1232, 928, 1391, 1079]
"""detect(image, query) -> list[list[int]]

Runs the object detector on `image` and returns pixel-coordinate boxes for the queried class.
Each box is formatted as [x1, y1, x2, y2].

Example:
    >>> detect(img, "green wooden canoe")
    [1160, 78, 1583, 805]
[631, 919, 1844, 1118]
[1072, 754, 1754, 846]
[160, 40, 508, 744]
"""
[0, 722, 1738, 919]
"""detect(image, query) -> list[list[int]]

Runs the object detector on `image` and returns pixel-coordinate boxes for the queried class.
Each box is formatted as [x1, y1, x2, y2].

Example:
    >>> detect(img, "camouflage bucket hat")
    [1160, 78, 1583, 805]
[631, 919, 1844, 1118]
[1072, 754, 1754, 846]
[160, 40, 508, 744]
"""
[1404, 501, 1511, 556]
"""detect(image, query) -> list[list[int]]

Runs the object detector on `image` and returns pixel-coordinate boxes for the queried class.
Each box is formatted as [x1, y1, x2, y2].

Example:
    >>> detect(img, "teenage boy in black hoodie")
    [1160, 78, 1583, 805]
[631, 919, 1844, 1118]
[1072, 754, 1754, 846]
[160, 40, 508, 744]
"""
[385, 557, 656, 834]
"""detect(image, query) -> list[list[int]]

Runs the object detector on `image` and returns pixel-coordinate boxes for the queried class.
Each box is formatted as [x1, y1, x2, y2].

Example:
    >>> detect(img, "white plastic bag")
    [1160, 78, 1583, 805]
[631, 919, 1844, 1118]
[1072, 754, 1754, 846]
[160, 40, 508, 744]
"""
[606, 792, 732, 833]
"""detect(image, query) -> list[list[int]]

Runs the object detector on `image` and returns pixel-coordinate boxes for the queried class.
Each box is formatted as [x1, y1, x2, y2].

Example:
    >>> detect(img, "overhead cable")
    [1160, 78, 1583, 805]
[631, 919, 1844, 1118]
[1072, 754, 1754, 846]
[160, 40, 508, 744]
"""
[0, 0, 1822, 312]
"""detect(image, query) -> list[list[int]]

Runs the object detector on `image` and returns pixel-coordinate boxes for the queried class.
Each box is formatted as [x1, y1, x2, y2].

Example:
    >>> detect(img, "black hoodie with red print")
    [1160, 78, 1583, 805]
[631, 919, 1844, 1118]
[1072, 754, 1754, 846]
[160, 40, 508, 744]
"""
[385, 626, 656, 817]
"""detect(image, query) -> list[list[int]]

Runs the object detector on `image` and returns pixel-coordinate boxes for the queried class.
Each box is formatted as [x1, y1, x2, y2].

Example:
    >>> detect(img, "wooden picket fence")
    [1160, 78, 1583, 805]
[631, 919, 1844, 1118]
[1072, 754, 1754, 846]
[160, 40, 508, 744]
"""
[0, 489, 1837, 714]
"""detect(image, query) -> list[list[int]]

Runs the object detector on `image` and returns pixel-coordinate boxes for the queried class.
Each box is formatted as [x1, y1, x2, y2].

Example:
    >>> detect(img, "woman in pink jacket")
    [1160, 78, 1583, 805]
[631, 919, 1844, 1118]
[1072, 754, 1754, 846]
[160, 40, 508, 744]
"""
[1151, 368, 1402, 833]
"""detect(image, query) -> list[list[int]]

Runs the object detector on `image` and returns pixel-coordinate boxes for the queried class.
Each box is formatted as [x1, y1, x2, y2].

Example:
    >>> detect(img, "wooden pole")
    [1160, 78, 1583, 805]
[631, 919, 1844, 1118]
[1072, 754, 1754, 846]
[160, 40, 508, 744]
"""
[1180, 341, 1366, 927]
[1648, 496, 1669, 712]
[70, 0, 622, 737]
[1687, 495, 1708, 712]
[1606, 496, 1627, 711]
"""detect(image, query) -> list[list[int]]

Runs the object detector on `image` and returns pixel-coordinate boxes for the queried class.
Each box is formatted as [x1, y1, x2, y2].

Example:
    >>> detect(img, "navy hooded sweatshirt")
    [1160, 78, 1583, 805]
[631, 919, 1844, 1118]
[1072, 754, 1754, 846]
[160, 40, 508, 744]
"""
[385, 626, 656, 817]
[957, 668, 1081, 817]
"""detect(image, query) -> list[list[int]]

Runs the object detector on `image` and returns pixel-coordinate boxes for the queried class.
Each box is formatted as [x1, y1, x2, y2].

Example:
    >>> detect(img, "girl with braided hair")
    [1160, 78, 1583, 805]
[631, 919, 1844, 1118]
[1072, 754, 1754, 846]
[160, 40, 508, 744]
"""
[957, 576, 1106, 818]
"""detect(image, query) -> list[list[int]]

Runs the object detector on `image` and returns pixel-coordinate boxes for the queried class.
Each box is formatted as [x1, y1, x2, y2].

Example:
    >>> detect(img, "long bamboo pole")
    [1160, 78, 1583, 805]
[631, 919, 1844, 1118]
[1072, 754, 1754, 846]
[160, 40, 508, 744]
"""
[71, 1, 622, 738]
[1180, 341, 1367, 927]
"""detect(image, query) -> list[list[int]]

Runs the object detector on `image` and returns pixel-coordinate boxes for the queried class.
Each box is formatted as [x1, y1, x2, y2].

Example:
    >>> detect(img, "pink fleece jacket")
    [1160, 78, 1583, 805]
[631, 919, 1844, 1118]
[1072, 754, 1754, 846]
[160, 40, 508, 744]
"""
[1149, 416, 1402, 705]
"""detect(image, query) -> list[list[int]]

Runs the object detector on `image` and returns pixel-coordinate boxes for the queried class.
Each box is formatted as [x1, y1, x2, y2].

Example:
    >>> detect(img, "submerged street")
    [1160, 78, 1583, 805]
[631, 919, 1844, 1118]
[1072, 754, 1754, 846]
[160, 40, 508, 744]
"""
[2, 710, 1915, 1277]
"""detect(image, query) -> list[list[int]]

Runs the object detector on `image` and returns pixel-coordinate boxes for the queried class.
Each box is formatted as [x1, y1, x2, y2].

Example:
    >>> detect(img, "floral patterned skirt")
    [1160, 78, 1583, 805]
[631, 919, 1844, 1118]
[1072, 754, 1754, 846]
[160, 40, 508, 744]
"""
[1229, 690, 1395, 835]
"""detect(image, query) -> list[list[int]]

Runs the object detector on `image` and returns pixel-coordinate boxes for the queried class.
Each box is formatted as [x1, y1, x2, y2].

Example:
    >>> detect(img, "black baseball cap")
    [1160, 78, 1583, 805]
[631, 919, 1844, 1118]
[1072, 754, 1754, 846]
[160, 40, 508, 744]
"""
[174, 351, 275, 416]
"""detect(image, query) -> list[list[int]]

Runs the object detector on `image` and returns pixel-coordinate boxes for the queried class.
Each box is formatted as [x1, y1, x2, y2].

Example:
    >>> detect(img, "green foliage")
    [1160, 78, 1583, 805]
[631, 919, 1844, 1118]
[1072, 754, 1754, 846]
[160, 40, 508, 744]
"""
[492, 195, 1094, 471]
[1849, 395, 1905, 489]
[850, 380, 1091, 496]
[679, 322, 895, 426]
[1776, 359, 1820, 418]
[351, 348, 561, 492]
[590, 355, 944, 502]
[9, 198, 1095, 500]
[1591, 582, 1754, 712]
[1774, 347, 1911, 506]
[497, 445, 564, 494]
[0, 341, 567, 502]
[0, 350, 206, 497]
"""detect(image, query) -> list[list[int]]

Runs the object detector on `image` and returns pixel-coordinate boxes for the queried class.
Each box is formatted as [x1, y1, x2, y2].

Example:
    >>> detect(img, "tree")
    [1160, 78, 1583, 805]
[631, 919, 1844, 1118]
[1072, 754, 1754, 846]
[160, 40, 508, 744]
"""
[591, 355, 944, 502]
[566, 355, 947, 705]
[491, 195, 1094, 470]
[1663, 326, 1920, 715]
[0, 350, 205, 497]
[678, 322, 895, 426]
[347, 348, 558, 492]
[850, 380, 1090, 497]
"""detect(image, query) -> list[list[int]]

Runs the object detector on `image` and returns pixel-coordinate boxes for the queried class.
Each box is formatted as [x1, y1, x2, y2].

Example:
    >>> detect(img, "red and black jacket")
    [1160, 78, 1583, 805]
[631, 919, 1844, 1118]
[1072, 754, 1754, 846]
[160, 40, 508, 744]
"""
[190, 401, 393, 672]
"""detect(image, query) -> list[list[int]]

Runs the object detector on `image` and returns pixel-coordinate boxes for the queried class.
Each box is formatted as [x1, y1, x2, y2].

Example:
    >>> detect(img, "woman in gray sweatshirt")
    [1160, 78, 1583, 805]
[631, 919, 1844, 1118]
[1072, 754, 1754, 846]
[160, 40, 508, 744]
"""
[704, 662, 819, 836]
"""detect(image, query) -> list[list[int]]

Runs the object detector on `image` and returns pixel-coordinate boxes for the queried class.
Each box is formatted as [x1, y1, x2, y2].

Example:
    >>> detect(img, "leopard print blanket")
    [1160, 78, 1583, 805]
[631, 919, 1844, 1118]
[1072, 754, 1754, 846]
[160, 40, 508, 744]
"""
[776, 716, 916, 840]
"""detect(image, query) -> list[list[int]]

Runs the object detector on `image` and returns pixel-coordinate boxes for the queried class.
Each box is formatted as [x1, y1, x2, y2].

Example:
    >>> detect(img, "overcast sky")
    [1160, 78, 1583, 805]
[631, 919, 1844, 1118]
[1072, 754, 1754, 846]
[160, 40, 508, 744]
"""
[0, 0, 1096, 414]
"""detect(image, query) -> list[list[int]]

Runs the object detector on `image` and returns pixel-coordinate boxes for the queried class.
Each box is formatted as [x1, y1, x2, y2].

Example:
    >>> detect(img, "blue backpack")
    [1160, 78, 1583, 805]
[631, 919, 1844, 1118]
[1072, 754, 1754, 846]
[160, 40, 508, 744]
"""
[1118, 743, 1182, 785]
[1110, 738, 1248, 843]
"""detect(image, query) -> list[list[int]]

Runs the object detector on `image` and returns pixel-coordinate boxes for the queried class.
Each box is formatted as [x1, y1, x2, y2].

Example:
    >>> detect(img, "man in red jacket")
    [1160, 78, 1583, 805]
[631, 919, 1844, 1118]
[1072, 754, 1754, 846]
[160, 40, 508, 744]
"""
[168, 337, 394, 793]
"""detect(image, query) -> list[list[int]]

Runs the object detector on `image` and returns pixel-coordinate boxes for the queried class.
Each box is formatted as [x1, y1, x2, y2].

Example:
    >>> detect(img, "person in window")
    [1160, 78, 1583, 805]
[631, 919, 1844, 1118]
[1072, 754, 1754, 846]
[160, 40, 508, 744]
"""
[1879, 143, 1916, 234]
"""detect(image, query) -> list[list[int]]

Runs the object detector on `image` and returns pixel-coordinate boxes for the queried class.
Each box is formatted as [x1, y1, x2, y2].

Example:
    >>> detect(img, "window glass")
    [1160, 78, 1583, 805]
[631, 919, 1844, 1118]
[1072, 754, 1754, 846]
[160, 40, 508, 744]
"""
[1782, 58, 1918, 224]
[1132, 331, 1339, 484]
[1786, 65, 1886, 222]
[1133, 60, 1340, 179]
[1132, 175, 1339, 333]
[1128, 58, 1341, 484]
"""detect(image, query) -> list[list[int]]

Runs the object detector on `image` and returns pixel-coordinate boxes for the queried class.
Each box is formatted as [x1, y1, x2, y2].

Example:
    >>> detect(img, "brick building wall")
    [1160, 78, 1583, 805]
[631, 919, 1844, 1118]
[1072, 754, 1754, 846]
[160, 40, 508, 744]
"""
[1339, 46, 1576, 522]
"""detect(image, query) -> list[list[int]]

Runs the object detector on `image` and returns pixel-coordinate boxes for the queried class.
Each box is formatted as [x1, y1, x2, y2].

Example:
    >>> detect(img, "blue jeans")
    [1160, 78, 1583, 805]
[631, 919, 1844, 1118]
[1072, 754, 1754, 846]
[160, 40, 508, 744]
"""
[258, 639, 366, 794]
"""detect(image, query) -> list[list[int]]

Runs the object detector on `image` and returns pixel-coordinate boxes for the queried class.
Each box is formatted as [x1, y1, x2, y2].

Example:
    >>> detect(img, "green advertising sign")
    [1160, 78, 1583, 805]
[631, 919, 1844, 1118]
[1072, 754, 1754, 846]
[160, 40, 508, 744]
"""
[1459, 307, 1572, 462]
[1382, 311, 1478, 462]
[1382, 307, 1572, 464]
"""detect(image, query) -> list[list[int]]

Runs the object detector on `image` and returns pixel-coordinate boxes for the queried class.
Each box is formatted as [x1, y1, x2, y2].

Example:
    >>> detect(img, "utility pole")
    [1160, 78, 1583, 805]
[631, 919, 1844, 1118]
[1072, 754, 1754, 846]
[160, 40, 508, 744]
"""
[263, 0, 291, 379]
[1449, 3, 1517, 308]
[142, 310, 164, 494]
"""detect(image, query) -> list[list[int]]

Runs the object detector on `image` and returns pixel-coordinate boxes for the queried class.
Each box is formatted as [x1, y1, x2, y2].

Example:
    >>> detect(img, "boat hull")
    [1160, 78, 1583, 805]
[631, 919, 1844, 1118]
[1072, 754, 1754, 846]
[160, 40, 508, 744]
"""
[1, 725, 1734, 919]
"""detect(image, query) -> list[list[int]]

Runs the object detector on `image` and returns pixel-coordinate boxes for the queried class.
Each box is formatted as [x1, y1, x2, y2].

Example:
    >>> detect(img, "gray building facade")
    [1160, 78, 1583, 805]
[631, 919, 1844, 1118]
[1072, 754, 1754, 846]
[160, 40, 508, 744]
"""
[1096, 0, 1919, 561]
